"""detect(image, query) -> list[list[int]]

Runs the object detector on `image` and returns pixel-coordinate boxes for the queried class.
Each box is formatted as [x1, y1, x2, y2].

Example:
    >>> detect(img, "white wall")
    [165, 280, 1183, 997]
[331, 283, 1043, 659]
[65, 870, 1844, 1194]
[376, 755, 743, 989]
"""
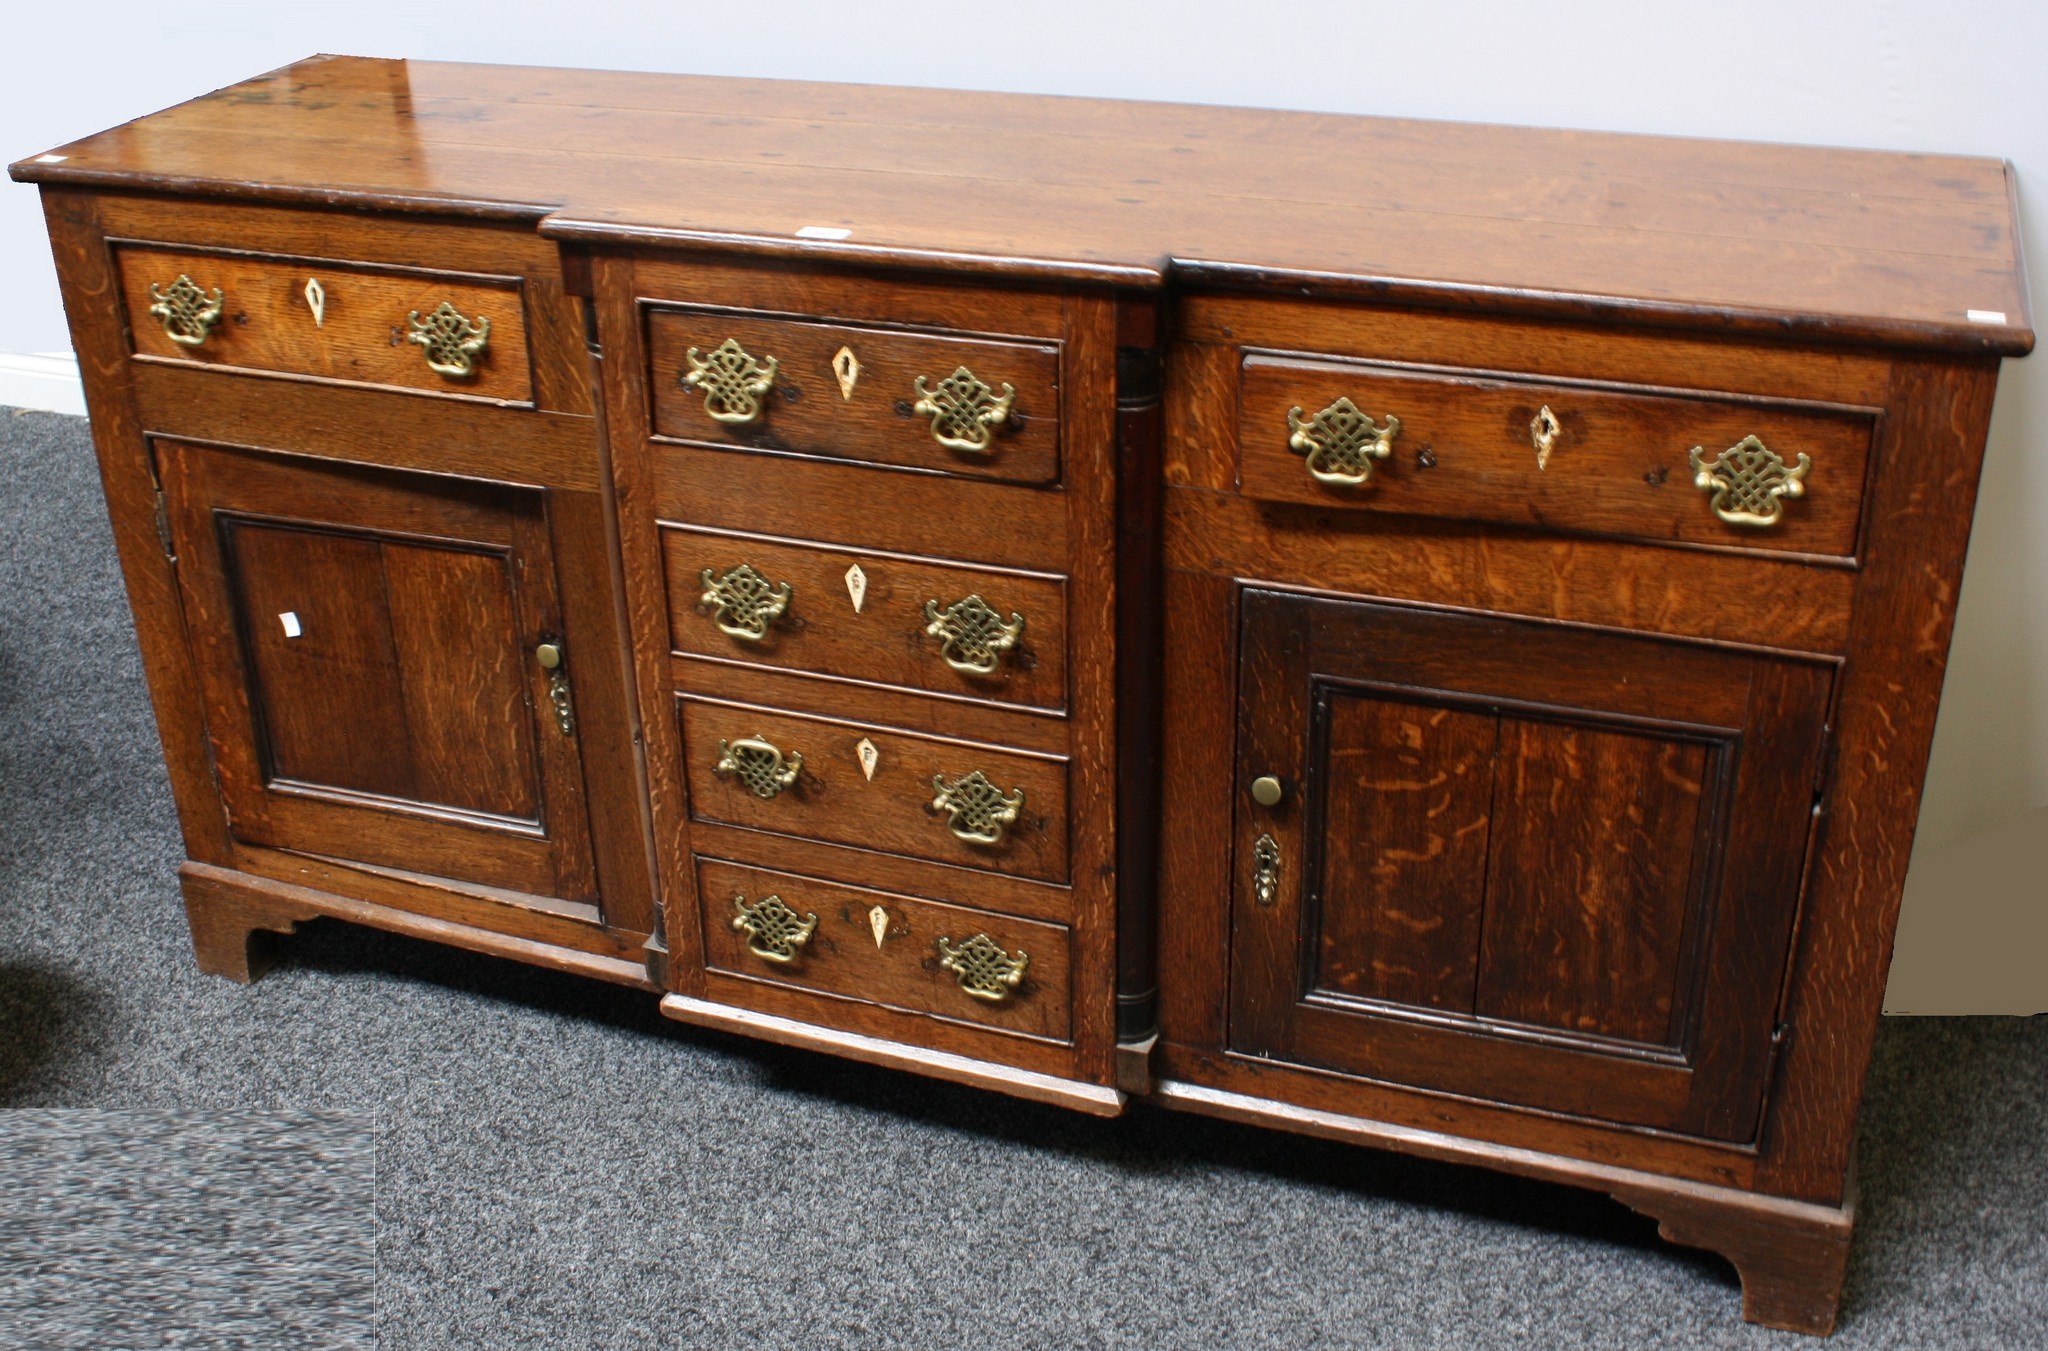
[5, 1, 2043, 1010]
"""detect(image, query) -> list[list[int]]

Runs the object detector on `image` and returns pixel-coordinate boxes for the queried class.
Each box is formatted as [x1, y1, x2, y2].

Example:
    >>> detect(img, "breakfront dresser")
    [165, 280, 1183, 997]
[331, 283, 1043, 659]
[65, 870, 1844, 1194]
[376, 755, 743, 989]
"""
[14, 55, 2032, 1335]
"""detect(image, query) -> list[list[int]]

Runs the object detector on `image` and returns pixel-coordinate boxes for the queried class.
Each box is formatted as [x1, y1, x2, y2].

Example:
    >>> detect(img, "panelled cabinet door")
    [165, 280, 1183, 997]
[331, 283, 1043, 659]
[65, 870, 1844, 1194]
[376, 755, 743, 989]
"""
[157, 441, 599, 902]
[1229, 590, 1831, 1142]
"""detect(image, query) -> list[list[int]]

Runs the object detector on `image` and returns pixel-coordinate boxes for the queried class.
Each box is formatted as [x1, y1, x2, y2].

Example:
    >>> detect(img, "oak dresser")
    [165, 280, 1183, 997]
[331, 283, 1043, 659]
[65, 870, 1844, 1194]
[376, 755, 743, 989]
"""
[12, 55, 2032, 1335]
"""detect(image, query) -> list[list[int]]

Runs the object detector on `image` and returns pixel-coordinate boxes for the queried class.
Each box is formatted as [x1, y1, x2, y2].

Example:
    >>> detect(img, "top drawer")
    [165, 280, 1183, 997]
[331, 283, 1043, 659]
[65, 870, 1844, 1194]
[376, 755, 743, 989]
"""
[1237, 352, 1878, 559]
[116, 243, 532, 403]
[647, 309, 1060, 485]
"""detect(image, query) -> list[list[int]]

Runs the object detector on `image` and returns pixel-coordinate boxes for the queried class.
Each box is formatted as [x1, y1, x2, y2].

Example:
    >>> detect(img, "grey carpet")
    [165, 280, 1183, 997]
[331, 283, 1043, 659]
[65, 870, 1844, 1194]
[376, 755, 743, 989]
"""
[1, 403, 2042, 1349]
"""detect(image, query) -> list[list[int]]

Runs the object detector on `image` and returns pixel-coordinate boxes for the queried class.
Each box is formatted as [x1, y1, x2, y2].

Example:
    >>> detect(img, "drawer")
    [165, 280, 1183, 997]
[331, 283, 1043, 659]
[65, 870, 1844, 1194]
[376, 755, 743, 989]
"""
[646, 308, 1059, 484]
[696, 859, 1070, 1042]
[667, 527, 1068, 712]
[115, 243, 532, 402]
[1238, 352, 1876, 558]
[679, 698, 1068, 885]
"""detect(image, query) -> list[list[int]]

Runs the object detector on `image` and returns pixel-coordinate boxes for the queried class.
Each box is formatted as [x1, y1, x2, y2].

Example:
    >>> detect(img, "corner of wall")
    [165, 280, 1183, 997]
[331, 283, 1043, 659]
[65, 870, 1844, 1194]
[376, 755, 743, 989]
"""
[0, 350, 86, 417]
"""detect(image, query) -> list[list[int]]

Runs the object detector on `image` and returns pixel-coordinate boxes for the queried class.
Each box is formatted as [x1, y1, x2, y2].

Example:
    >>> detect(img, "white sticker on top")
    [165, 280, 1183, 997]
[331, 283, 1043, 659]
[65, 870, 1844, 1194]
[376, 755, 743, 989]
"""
[1967, 309, 2009, 324]
[795, 225, 854, 240]
[279, 611, 302, 638]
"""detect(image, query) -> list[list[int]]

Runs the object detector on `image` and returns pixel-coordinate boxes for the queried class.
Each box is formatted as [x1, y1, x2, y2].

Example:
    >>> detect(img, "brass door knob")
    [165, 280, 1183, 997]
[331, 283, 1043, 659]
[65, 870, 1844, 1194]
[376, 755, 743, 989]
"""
[1250, 775, 1284, 807]
[535, 642, 562, 670]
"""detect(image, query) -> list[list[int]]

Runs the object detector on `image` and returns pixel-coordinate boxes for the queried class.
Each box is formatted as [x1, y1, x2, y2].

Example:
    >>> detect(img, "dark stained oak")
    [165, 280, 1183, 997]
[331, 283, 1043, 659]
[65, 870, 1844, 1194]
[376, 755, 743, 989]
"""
[17, 56, 2035, 1339]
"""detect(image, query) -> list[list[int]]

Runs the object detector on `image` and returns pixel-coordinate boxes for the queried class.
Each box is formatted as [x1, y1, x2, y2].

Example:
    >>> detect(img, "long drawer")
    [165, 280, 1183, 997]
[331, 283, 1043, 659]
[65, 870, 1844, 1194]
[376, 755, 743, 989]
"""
[115, 242, 533, 402]
[667, 526, 1068, 712]
[1236, 350, 1878, 559]
[646, 308, 1060, 483]
[678, 698, 1070, 885]
[697, 858, 1071, 1042]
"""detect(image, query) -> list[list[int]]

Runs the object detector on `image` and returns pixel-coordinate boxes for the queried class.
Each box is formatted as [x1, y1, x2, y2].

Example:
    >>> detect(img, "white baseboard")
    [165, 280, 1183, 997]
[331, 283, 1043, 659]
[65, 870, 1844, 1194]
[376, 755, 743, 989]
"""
[0, 351, 87, 417]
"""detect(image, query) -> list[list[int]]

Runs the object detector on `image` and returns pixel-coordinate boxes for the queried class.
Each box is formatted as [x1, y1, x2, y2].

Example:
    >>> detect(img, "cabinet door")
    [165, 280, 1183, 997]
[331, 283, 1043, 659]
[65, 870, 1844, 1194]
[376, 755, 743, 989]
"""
[158, 441, 598, 901]
[1229, 590, 1830, 1142]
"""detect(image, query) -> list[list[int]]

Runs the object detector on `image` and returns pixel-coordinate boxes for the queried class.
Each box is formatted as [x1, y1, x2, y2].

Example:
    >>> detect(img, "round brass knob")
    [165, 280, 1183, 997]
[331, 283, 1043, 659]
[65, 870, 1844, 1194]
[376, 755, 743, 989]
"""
[535, 642, 562, 670]
[1250, 775, 1284, 807]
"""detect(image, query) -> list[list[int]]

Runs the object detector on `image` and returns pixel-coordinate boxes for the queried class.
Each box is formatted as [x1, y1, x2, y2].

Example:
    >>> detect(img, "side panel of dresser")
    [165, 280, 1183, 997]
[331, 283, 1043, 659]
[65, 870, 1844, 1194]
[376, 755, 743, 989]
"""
[1152, 295, 2004, 1333]
[39, 187, 658, 985]
[589, 252, 1145, 1112]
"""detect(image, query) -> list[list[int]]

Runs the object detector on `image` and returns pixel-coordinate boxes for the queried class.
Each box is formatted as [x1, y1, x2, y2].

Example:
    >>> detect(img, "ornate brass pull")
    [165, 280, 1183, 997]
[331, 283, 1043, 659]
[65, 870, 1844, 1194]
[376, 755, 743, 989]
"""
[682, 337, 778, 424]
[700, 563, 792, 641]
[716, 734, 803, 799]
[1287, 397, 1399, 486]
[1252, 833, 1281, 906]
[1689, 435, 1811, 528]
[912, 365, 1015, 453]
[923, 594, 1025, 675]
[535, 641, 573, 736]
[731, 892, 818, 964]
[931, 770, 1025, 846]
[407, 301, 491, 379]
[147, 275, 225, 347]
[936, 932, 1029, 1003]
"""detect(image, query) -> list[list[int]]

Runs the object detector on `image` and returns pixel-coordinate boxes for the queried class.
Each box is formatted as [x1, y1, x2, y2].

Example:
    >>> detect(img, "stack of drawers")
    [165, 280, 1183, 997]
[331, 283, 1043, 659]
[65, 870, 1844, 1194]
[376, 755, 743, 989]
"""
[591, 255, 1127, 1105]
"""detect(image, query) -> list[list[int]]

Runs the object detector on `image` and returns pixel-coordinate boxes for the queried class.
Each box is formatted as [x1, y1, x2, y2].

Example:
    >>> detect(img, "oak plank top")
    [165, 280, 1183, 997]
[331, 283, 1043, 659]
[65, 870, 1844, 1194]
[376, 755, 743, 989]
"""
[12, 53, 2032, 353]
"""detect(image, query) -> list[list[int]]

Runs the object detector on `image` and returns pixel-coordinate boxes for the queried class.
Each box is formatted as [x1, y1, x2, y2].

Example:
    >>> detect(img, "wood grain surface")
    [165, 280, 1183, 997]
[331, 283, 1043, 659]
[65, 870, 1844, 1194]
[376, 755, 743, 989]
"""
[12, 55, 2031, 352]
[115, 242, 534, 403]
[1235, 352, 1877, 559]
[666, 526, 1069, 713]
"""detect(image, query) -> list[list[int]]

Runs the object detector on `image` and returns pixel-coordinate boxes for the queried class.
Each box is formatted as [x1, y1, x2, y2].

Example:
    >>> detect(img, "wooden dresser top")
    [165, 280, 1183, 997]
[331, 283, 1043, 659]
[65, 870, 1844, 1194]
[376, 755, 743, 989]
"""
[12, 53, 2032, 354]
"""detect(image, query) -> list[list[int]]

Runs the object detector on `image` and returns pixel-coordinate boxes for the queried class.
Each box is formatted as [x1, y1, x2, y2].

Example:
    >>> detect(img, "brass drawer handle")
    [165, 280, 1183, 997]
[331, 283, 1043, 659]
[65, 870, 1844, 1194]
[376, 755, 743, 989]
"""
[931, 770, 1025, 845]
[912, 365, 1015, 453]
[683, 337, 778, 424]
[407, 301, 491, 379]
[147, 275, 225, 347]
[1288, 397, 1399, 486]
[936, 932, 1030, 1002]
[923, 594, 1025, 675]
[1690, 435, 1810, 528]
[716, 734, 803, 799]
[732, 892, 818, 964]
[700, 563, 792, 641]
